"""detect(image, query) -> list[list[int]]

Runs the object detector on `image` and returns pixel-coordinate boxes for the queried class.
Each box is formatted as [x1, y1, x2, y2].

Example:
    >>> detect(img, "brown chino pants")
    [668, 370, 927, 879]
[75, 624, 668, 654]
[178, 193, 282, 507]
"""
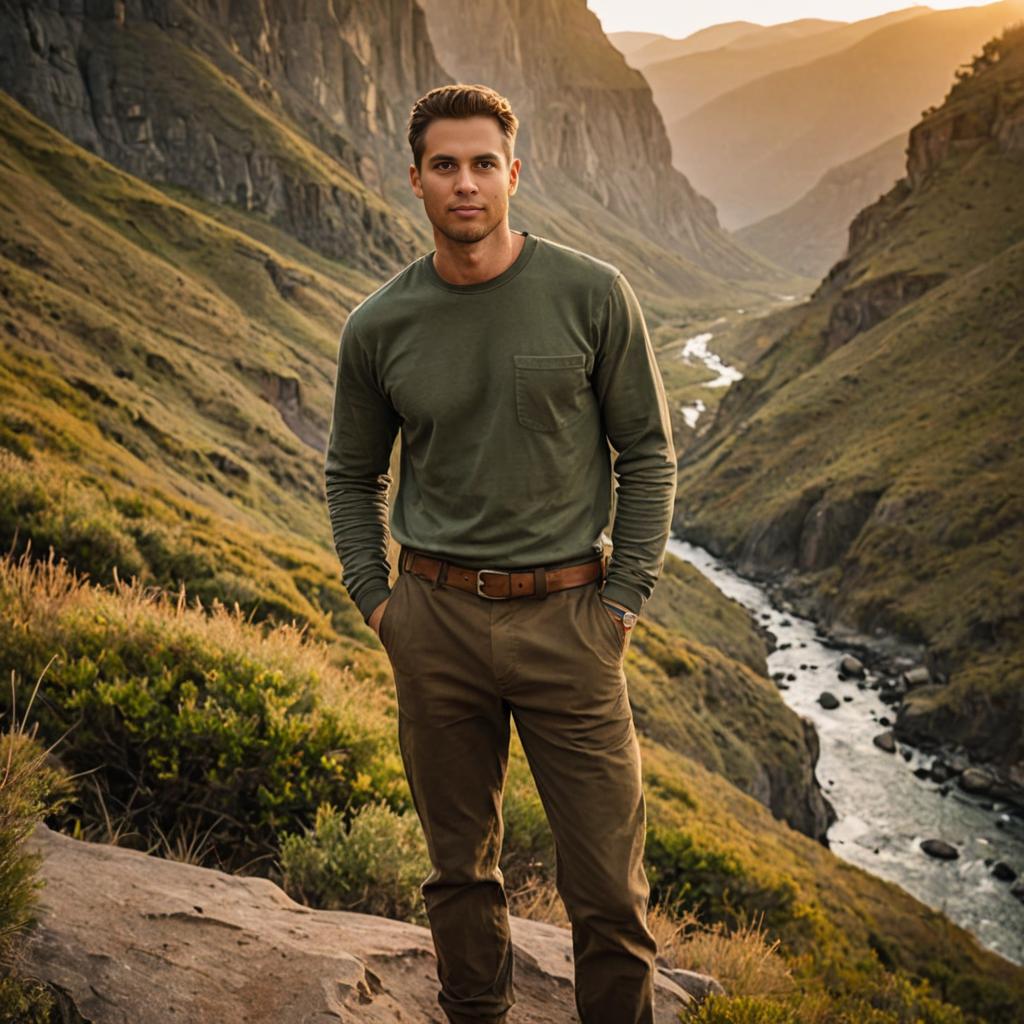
[377, 546, 658, 1024]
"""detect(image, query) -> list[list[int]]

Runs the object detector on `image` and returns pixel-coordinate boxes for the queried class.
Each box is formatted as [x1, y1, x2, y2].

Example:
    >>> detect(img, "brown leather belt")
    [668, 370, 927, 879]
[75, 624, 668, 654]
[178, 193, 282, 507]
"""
[399, 546, 605, 600]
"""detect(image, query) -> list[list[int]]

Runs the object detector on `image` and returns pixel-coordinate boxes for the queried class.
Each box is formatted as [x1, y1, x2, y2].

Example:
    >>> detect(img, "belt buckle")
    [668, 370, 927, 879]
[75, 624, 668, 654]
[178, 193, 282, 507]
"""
[476, 568, 510, 599]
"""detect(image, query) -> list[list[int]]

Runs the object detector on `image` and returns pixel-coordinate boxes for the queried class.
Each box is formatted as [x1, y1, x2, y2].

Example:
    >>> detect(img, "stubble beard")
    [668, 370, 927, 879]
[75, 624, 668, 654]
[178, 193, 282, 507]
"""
[437, 220, 497, 245]
[433, 204, 503, 246]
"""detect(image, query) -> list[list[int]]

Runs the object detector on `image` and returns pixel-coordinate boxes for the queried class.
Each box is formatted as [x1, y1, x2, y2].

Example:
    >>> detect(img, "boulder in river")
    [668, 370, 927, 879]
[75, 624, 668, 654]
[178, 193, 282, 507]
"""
[991, 861, 1018, 882]
[958, 767, 997, 794]
[920, 838, 959, 860]
[818, 691, 840, 709]
[901, 666, 932, 687]
[839, 654, 865, 678]
[873, 731, 896, 753]
[22, 826, 694, 1023]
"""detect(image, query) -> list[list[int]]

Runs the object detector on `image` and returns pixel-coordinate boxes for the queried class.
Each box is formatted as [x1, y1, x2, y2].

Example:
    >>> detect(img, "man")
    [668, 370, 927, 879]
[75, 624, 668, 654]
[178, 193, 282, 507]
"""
[324, 83, 677, 1024]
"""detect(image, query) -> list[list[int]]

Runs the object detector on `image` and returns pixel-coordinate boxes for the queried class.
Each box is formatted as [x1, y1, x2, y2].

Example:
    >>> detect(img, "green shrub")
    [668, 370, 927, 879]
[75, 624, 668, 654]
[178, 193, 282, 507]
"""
[0, 723, 68, 1022]
[0, 448, 353, 639]
[684, 971, 971, 1024]
[280, 801, 431, 922]
[646, 825, 797, 934]
[0, 449, 145, 586]
[684, 994, 799, 1023]
[0, 548, 406, 872]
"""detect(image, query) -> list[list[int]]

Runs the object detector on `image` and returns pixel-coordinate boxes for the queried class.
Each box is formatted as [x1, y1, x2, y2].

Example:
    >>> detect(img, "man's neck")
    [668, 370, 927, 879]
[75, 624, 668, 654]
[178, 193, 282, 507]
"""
[431, 225, 526, 287]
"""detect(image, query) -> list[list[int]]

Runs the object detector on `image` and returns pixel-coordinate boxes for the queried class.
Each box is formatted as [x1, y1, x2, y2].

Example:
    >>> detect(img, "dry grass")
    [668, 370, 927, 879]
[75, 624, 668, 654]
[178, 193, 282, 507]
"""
[507, 873, 570, 926]
[505, 870, 796, 1005]
[648, 903, 795, 1000]
[0, 541, 388, 730]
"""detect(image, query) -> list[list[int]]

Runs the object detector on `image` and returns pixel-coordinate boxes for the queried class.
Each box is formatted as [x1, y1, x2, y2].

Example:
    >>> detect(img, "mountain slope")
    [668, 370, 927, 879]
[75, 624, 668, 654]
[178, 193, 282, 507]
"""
[641, 7, 930, 122]
[666, 1, 1024, 227]
[673, 24, 1024, 771]
[736, 133, 908, 278]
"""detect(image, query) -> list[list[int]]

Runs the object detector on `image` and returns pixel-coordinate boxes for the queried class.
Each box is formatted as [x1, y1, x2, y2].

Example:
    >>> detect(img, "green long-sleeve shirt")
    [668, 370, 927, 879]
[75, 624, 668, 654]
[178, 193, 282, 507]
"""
[324, 230, 677, 625]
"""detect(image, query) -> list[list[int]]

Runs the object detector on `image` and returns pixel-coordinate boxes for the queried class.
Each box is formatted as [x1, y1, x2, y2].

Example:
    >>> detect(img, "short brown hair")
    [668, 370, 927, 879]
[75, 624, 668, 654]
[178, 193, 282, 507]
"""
[408, 84, 518, 171]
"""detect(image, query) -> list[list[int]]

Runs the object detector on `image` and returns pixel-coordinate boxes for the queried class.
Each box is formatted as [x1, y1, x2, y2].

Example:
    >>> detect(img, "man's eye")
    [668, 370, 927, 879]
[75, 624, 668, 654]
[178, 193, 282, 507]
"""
[478, 161, 494, 168]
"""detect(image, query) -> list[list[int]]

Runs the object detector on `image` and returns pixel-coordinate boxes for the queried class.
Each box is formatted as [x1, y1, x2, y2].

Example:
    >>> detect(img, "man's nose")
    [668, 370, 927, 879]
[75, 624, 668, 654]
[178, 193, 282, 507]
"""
[454, 168, 478, 193]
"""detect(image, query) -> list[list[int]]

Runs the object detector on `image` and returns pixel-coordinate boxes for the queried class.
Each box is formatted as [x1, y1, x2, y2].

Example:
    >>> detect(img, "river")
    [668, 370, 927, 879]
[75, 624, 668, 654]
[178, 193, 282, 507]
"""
[665, 536, 1024, 967]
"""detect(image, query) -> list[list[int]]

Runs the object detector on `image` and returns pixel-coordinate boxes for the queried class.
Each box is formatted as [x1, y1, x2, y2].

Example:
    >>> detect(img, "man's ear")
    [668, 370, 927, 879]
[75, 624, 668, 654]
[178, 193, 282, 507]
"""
[409, 163, 424, 199]
[508, 156, 522, 197]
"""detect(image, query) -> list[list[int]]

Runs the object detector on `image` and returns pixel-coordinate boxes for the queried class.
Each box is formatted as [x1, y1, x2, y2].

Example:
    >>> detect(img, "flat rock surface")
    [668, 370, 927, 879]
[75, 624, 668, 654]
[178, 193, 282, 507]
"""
[24, 825, 691, 1022]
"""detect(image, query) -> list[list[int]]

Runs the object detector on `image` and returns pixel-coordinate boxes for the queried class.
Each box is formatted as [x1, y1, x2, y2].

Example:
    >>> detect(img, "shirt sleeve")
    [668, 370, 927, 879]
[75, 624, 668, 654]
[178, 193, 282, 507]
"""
[323, 315, 401, 624]
[591, 273, 678, 615]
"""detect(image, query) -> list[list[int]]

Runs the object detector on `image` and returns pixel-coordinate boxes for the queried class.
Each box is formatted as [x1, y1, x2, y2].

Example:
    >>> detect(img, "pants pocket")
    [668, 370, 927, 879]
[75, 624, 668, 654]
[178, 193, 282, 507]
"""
[590, 584, 627, 658]
[378, 571, 409, 649]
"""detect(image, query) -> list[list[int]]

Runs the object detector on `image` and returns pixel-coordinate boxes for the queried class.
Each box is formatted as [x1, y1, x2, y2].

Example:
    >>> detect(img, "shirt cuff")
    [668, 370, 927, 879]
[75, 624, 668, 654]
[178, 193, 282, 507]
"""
[599, 581, 643, 616]
[356, 583, 393, 626]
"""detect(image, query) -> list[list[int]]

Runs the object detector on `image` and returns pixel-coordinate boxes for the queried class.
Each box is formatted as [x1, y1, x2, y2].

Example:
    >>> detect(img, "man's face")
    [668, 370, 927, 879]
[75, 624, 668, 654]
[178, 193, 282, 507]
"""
[409, 116, 521, 245]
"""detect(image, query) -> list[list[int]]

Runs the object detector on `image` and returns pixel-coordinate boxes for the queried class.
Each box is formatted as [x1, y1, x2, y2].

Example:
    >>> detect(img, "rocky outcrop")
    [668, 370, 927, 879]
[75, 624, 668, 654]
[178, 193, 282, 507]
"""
[0, 0, 446, 273]
[765, 716, 836, 841]
[820, 271, 947, 353]
[417, 0, 773, 281]
[24, 824, 695, 1023]
[845, 26, 1024, 258]
[907, 38, 1024, 184]
[734, 484, 886, 578]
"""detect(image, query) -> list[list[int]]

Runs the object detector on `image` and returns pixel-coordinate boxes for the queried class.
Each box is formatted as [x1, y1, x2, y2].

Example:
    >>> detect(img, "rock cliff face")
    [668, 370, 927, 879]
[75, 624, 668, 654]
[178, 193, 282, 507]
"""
[418, 0, 771, 281]
[0, 0, 447, 273]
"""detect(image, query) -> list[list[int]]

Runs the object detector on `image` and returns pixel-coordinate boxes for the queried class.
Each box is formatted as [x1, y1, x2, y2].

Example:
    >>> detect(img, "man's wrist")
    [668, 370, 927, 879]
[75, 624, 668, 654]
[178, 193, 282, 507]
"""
[357, 583, 393, 626]
[599, 581, 643, 616]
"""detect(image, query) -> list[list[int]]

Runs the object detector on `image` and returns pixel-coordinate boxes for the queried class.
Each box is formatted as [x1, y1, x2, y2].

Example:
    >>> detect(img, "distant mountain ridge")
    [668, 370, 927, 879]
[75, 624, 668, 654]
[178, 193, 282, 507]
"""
[623, 16, 845, 69]
[640, 7, 930, 120]
[664, 0, 1024, 227]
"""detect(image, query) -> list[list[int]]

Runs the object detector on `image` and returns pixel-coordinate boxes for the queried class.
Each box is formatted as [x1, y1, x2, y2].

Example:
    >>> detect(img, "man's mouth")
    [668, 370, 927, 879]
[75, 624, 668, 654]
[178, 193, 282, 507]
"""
[451, 206, 484, 216]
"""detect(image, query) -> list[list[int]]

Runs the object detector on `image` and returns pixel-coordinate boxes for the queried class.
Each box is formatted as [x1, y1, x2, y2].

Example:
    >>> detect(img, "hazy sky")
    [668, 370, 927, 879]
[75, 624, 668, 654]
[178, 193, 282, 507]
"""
[587, 0, 997, 38]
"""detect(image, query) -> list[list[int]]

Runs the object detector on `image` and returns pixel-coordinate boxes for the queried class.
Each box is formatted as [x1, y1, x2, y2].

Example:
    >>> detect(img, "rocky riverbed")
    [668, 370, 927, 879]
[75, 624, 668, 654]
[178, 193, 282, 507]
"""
[666, 536, 1024, 966]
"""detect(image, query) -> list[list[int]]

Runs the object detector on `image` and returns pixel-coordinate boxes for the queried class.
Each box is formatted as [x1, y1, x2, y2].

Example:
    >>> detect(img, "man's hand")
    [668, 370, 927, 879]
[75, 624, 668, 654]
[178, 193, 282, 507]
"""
[600, 597, 636, 642]
[601, 597, 634, 621]
[369, 595, 390, 639]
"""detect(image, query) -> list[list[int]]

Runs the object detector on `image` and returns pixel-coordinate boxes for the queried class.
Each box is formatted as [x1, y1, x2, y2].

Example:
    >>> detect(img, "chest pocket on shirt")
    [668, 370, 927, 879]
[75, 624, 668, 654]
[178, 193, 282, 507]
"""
[513, 353, 591, 432]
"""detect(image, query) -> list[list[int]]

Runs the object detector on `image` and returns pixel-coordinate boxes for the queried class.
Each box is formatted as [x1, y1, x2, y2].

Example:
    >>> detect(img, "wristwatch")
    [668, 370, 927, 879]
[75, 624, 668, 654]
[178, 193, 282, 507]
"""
[602, 601, 638, 630]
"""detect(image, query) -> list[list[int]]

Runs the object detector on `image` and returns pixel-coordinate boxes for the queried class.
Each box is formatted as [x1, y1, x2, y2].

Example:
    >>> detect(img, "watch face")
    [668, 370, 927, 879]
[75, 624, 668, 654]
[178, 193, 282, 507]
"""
[623, 611, 638, 628]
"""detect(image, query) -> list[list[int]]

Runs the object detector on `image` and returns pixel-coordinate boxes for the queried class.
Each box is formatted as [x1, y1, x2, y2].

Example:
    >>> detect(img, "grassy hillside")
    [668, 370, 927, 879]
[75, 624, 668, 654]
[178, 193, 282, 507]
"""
[673, 25, 1024, 771]
[736, 133, 908, 279]
[666, 1, 1024, 227]
[3, 538, 1023, 1021]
